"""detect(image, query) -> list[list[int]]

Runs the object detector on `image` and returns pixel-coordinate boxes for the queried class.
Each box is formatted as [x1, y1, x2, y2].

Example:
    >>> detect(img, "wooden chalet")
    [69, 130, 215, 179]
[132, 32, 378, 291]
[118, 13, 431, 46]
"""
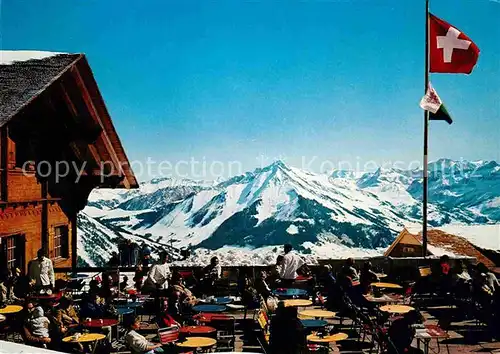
[0, 51, 138, 272]
[385, 227, 496, 268]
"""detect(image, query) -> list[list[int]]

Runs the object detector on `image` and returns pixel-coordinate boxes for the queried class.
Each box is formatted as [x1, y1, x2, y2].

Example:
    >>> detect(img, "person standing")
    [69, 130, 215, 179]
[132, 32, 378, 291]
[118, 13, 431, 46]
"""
[279, 244, 305, 287]
[360, 261, 379, 294]
[203, 256, 222, 281]
[140, 243, 152, 271]
[118, 239, 128, 267]
[128, 240, 139, 267]
[29, 249, 55, 292]
[143, 252, 171, 293]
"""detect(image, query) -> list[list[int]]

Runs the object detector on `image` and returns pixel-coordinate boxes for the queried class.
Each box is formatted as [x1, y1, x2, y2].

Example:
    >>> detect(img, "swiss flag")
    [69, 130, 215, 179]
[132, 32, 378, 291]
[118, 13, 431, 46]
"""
[429, 13, 480, 74]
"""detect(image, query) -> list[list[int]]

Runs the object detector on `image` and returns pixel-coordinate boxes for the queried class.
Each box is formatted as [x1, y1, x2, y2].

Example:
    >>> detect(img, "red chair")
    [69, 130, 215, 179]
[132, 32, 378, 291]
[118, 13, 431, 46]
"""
[158, 325, 180, 345]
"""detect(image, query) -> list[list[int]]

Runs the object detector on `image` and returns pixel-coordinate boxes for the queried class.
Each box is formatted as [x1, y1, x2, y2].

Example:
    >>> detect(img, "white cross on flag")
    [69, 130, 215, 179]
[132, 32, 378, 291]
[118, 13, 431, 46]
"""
[429, 13, 480, 74]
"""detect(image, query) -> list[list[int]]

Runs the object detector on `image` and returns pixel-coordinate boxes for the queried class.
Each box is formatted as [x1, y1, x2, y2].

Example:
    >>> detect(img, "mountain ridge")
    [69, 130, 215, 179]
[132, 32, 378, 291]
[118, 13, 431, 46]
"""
[80, 159, 500, 266]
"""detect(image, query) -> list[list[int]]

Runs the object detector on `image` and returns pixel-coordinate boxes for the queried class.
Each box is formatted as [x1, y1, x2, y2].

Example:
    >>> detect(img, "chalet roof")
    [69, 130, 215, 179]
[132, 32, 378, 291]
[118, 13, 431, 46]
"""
[0, 50, 138, 189]
[386, 227, 496, 268]
[0, 51, 81, 125]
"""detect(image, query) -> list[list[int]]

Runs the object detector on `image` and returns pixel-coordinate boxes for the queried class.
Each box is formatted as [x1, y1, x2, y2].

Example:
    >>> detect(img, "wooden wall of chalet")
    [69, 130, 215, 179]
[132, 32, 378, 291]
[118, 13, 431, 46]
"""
[388, 243, 425, 258]
[0, 205, 73, 270]
[0, 132, 74, 271]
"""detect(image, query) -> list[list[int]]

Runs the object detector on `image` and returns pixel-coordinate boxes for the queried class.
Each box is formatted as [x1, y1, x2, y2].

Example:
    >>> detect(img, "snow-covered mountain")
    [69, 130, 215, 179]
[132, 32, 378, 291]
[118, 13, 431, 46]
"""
[78, 159, 500, 266]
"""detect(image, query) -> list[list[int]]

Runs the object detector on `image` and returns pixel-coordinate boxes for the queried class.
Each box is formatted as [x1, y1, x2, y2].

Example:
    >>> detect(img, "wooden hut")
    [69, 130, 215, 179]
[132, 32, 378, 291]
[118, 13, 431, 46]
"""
[0, 51, 138, 271]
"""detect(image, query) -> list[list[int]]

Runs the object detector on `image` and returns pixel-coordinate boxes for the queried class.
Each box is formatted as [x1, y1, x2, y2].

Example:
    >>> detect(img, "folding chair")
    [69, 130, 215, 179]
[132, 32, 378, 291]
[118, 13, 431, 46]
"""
[158, 325, 180, 346]
[211, 315, 236, 352]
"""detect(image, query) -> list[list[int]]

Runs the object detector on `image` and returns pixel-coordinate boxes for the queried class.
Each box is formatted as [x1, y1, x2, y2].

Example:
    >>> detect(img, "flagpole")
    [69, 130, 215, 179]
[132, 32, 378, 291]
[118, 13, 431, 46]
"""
[422, 0, 430, 258]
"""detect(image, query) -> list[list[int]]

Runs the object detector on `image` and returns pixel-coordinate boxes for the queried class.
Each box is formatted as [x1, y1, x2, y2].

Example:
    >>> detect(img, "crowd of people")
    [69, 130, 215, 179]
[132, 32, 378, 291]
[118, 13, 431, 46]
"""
[2, 243, 500, 353]
[0, 246, 224, 353]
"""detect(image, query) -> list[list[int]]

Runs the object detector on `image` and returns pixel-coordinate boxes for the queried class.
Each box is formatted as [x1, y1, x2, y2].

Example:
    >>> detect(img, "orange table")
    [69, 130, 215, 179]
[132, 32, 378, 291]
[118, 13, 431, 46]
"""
[176, 336, 216, 351]
[180, 325, 216, 336]
[371, 282, 403, 289]
[307, 332, 348, 343]
[63, 333, 106, 343]
[299, 309, 336, 319]
[380, 305, 414, 314]
[363, 294, 402, 303]
[0, 305, 23, 315]
[284, 299, 313, 307]
[63, 333, 106, 354]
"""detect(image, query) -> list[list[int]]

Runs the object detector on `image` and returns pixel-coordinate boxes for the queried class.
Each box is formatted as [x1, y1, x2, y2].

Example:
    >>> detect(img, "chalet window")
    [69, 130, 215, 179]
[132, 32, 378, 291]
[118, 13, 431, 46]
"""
[0, 235, 25, 272]
[403, 246, 415, 253]
[54, 226, 69, 258]
[6, 236, 17, 270]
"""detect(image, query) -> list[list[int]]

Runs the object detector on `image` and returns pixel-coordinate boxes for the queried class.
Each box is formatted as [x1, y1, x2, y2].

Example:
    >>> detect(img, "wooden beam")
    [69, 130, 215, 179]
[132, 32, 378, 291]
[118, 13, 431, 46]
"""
[70, 66, 124, 180]
[59, 82, 79, 118]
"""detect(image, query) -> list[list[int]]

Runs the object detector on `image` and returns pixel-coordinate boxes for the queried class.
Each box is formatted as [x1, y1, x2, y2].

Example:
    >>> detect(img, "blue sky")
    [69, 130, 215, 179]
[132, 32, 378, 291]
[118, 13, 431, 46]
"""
[2, 0, 499, 180]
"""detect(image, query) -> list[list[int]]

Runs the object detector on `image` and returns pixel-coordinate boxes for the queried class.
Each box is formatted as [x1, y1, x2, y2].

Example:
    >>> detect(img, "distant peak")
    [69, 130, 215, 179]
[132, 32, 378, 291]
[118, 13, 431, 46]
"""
[261, 159, 289, 171]
[271, 159, 287, 168]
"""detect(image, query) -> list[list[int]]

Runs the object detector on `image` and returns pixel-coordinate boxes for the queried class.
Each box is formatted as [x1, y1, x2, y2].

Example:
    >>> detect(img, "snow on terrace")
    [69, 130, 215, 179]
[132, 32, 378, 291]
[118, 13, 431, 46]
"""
[0, 50, 64, 64]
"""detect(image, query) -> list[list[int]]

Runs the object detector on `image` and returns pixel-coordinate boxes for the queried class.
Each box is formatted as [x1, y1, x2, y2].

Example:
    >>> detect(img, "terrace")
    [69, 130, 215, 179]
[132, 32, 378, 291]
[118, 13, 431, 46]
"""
[0, 256, 499, 353]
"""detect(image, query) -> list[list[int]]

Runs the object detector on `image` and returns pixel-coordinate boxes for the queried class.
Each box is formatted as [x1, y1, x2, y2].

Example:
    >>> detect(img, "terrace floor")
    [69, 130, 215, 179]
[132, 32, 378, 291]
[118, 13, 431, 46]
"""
[113, 304, 500, 354]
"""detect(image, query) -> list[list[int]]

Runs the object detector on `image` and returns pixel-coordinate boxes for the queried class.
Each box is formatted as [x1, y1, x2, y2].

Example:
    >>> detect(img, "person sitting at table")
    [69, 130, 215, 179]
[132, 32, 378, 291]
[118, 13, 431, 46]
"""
[125, 316, 165, 354]
[268, 255, 284, 286]
[133, 265, 144, 293]
[29, 248, 55, 293]
[452, 260, 471, 282]
[255, 271, 272, 300]
[100, 274, 119, 302]
[22, 301, 52, 348]
[86, 279, 102, 301]
[320, 265, 342, 311]
[280, 244, 306, 287]
[78, 292, 114, 349]
[52, 296, 79, 336]
[198, 256, 222, 294]
[342, 258, 360, 283]
[171, 272, 198, 308]
[477, 262, 499, 294]
[80, 292, 107, 319]
[10, 267, 27, 300]
[387, 310, 423, 354]
[439, 255, 451, 276]
[239, 273, 260, 312]
[120, 275, 130, 292]
[156, 310, 181, 329]
[28, 306, 51, 340]
[166, 291, 183, 323]
[269, 302, 307, 354]
[360, 261, 379, 294]
[203, 256, 222, 281]
[0, 268, 21, 306]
